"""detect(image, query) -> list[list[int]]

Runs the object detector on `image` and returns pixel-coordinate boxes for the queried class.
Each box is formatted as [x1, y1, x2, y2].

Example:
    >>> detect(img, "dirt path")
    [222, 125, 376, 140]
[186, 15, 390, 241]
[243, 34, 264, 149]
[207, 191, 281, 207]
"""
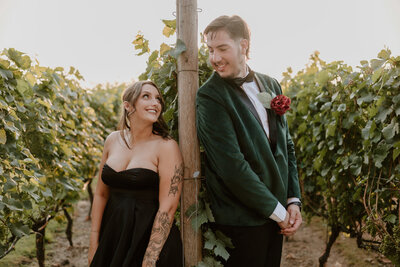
[30, 200, 394, 267]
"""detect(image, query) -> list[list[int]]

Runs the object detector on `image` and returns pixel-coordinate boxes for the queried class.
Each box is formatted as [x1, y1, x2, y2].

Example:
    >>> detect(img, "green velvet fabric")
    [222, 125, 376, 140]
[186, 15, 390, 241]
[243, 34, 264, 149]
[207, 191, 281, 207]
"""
[196, 71, 301, 226]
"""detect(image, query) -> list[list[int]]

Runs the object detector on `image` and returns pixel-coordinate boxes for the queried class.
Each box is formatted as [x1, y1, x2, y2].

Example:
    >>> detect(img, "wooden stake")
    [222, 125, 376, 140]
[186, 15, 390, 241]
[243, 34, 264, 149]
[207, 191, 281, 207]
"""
[177, 0, 202, 266]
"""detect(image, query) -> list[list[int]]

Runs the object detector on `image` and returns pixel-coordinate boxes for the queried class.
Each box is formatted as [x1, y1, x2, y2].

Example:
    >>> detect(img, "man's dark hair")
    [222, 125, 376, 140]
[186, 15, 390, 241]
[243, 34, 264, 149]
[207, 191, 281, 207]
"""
[204, 15, 251, 58]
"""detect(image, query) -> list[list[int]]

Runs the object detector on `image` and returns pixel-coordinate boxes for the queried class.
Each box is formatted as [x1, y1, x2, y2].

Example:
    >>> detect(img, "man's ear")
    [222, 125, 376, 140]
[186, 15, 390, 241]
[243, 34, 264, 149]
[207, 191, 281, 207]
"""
[240, 39, 249, 56]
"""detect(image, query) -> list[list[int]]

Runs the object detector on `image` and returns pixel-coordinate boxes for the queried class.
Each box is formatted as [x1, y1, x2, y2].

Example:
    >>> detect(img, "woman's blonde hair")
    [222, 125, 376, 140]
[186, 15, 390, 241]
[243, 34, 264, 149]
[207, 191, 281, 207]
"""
[117, 81, 170, 148]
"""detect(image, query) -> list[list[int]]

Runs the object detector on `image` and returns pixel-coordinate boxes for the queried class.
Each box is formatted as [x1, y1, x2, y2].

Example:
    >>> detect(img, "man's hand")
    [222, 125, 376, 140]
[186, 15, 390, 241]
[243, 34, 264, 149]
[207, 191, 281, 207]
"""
[280, 204, 302, 236]
[277, 211, 291, 230]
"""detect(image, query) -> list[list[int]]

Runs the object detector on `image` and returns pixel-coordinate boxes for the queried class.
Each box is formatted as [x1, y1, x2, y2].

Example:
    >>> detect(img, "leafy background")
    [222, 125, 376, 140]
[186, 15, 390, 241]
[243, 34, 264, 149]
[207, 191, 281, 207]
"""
[0, 18, 399, 267]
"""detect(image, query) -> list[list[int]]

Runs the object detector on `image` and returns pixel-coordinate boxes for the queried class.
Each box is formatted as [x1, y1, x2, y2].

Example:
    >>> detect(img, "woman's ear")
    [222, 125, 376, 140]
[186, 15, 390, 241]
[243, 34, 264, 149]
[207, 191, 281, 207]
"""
[123, 101, 131, 111]
[123, 101, 135, 116]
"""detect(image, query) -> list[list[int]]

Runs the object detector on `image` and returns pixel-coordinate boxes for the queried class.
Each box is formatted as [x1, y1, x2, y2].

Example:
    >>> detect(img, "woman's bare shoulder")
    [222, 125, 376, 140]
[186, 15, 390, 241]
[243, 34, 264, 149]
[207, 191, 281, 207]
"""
[103, 130, 124, 149]
[105, 130, 120, 142]
[155, 137, 180, 156]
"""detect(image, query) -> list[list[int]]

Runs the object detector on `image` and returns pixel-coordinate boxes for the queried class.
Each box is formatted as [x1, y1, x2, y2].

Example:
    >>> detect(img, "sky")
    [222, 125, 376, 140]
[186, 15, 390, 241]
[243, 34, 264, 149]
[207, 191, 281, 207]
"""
[0, 0, 399, 88]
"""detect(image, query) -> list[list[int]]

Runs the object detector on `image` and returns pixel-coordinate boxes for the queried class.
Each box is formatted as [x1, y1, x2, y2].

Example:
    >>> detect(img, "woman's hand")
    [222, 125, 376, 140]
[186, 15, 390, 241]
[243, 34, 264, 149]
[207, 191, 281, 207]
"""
[88, 231, 99, 265]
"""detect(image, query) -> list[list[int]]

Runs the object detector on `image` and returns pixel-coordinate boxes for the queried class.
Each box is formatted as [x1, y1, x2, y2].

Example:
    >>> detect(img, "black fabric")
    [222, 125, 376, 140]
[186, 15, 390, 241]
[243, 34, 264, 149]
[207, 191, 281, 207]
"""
[225, 68, 255, 87]
[212, 222, 283, 267]
[232, 85, 264, 128]
[266, 108, 277, 153]
[90, 164, 183, 267]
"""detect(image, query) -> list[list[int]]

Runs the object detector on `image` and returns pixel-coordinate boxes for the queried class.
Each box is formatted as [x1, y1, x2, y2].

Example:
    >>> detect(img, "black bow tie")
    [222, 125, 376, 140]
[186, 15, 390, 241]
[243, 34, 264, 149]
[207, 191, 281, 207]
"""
[225, 69, 255, 87]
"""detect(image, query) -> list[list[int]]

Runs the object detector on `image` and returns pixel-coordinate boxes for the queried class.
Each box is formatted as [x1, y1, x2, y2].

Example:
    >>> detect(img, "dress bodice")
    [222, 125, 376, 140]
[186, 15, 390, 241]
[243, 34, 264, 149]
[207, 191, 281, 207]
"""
[102, 163, 159, 191]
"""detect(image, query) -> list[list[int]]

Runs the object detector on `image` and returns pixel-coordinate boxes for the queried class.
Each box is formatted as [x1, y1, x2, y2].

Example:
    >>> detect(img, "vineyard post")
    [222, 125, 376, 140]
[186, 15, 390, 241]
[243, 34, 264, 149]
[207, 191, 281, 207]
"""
[176, 0, 202, 266]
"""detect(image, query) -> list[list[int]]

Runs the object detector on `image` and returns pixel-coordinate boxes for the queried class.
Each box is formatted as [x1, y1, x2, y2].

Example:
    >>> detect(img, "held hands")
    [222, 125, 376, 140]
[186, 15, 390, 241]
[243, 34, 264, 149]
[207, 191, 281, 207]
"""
[278, 205, 302, 236]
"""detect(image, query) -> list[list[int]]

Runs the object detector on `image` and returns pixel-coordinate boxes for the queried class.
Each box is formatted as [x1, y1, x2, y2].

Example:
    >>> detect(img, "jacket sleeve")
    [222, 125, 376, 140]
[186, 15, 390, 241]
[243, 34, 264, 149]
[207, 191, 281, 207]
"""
[286, 121, 301, 199]
[196, 92, 279, 218]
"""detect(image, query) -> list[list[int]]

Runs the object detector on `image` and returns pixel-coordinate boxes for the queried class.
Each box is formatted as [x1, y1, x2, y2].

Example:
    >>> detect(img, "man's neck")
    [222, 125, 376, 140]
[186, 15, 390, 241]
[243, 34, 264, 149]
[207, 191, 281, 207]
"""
[236, 64, 249, 79]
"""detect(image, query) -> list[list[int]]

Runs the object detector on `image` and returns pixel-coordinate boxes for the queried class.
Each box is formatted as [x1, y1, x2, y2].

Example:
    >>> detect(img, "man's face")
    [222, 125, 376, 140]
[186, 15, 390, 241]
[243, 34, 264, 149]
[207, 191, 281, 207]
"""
[206, 30, 248, 79]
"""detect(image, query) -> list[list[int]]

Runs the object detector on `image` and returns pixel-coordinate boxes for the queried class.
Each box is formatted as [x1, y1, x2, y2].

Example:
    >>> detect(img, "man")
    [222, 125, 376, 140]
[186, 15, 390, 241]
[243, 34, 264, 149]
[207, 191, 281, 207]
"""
[196, 15, 302, 267]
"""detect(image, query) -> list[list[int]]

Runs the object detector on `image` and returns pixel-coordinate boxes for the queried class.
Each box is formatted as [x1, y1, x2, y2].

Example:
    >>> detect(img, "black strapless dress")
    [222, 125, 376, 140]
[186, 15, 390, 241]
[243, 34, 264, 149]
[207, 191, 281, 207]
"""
[90, 164, 183, 267]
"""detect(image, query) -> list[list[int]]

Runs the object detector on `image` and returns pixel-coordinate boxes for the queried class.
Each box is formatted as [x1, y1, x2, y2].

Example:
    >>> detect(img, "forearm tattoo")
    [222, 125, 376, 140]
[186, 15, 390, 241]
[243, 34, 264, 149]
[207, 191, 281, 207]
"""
[168, 163, 183, 197]
[143, 211, 172, 266]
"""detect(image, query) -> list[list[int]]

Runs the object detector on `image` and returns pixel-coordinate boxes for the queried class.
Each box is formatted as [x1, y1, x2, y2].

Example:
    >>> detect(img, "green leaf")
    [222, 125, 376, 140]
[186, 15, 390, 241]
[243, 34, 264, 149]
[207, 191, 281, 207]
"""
[163, 25, 176, 37]
[64, 120, 76, 130]
[362, 120, 375, 140]
[337, 103, 346, 112]
[392, 94, 400, 104]
[0, 68, 13, 80]
[215, 230, 234, 248]
[317, 70, 329, 84]
[376, 106, 392, 123]
[382, 120, 399, 140]
[132, 33, 150, 56]
[205, 202, 215, 222]
[9, 222, 30, 238]
[372, 68, 384, 83]
[4, 198, 23, 211]
[0, 99, 8, 110]
[191, 209, 208, 231]
[326, 122, 336, 137]
[5, 48, 32, 69]
[374, 142, 390, 168]
[148, 50, 159, 64]
[197, 256, 223, 267]
[214, 240, 231, 260]
[257, 92, 273, 109]
[160, 43, 172, 56]
[162, 19, 176, 30]
[357, 93, 374, 105]
[42, 187, 52, 197]
[0, 128, 6, 144]
[385, 214, 397, 224]
[16, 79, 33, 97]
[168, 39, 186, 59]
[36, 98, 52, 110]
[25, 72, 36, 87]
[370, 59, 385, 70]
[377, 49, 390, 60]
[393, 142, 400, 160]
[395, 106, 400, 116]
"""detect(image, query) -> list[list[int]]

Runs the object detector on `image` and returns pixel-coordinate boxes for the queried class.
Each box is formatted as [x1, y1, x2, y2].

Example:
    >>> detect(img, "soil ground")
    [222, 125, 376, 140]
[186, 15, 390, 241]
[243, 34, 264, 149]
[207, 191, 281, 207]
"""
[2, 200, 395, 267]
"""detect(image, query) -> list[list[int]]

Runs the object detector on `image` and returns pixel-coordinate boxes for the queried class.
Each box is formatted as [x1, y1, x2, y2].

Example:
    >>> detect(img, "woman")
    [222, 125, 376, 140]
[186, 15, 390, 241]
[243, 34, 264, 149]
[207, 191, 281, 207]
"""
[88, 81, 183, 267]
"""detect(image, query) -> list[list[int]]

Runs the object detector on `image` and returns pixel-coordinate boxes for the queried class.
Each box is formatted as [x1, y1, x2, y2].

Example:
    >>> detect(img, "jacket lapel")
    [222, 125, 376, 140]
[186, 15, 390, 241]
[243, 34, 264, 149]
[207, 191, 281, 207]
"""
[219, 72, 278, 150]
[233, 86, 264, 128]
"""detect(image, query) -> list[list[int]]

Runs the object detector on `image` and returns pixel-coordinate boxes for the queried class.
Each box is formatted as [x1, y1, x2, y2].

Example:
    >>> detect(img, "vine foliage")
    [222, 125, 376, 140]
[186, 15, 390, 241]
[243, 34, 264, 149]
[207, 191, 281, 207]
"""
[284, 49, 400, 265]
[0, 48, 120, 265]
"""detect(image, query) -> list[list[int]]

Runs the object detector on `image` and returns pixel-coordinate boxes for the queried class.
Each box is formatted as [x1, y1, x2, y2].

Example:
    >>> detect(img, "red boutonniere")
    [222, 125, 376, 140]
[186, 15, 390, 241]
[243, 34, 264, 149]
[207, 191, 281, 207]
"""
[257, 92, 291, 116]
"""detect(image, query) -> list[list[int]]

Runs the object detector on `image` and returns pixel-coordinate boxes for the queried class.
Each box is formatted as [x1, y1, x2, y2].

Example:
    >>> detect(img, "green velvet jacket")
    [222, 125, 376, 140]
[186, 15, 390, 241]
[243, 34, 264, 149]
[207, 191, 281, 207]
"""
[196, 71, 301, 226]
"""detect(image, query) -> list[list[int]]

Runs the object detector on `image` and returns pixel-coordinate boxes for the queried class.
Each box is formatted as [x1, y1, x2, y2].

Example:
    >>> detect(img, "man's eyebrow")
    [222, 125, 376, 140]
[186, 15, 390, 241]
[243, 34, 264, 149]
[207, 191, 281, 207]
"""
[207, 44, 229, 49]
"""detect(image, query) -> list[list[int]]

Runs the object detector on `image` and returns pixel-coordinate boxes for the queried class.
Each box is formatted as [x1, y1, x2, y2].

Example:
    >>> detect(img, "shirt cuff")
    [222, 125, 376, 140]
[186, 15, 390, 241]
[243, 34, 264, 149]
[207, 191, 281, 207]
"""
[287, 197, 301, 205]
[269, 202, 287, 222]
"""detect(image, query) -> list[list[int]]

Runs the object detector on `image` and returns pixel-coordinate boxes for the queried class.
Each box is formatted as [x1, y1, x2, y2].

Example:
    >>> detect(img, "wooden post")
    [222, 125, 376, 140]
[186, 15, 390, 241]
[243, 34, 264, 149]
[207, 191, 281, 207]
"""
[177, 0, 202, 266]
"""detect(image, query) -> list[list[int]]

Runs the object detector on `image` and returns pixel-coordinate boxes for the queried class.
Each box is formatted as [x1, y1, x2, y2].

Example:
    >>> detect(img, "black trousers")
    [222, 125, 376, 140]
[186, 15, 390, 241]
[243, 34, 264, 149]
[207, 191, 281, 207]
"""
[212, 221, 283, 267]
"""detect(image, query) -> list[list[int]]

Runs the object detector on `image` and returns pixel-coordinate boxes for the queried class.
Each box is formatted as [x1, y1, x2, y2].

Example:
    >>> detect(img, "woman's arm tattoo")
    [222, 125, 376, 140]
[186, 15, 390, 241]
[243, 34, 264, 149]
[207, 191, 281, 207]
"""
[143, 210, 172, 266]
[168, 163, 183, 197]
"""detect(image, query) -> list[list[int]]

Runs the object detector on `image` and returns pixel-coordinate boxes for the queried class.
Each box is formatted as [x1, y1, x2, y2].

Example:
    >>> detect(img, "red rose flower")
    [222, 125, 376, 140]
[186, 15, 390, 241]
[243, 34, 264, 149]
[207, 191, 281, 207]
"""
[270, 95, 291, 115]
